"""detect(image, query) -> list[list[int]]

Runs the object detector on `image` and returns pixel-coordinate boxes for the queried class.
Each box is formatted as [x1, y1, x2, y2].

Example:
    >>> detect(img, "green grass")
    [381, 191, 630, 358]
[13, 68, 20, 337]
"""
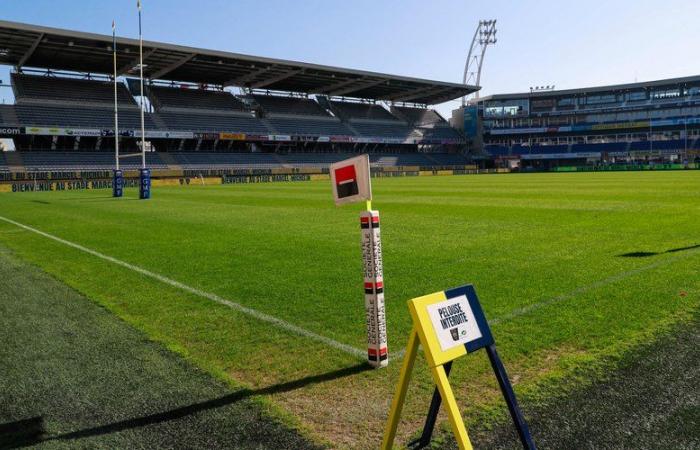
[0, 171, 698, 448]
[0, 244, 319, 449]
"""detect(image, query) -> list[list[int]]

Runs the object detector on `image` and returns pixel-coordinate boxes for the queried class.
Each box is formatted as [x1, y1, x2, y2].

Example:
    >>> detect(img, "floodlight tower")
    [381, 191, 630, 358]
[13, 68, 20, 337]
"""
[462, 20, 498, 105]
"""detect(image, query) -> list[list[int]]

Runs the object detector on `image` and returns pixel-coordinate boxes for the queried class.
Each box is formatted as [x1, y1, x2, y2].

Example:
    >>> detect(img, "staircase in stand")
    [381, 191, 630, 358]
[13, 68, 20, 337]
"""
[4, 151, 25, 172]
[158, 152, 182, 170]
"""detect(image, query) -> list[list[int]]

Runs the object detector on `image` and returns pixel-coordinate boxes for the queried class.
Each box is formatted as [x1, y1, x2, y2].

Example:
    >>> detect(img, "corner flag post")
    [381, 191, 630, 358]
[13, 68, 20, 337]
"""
[137, 0, 151, 199]
[330, 155, 388, 368]
[111, 19, 123, 198]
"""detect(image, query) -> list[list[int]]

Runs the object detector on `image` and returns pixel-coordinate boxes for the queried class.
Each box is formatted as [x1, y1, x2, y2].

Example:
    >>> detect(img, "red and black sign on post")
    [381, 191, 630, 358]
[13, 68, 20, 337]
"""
[330, 154, 388, 368]
[330, 154, 371, 206]
[335, 164, 360, 198]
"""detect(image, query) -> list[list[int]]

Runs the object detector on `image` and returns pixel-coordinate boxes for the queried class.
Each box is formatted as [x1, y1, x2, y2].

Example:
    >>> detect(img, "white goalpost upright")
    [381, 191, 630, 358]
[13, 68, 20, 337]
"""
[112, 19, 123, 198]
[137, 0, 151, 199]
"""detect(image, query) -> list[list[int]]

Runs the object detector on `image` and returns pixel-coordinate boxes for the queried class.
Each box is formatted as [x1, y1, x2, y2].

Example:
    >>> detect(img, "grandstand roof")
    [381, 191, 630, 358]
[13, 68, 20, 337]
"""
[474, 74, 700, 102]
[0, 20, 478, 105]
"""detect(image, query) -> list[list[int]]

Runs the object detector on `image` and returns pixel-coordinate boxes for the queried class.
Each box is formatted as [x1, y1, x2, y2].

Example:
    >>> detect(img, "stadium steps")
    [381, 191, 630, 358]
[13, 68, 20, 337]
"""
[343, 121, 361, 136]
[4, 151, 25, 171]
[150, 112, 168, 130]
[389, 107, 412, 124]
[260, 118, 278, 134]
[158, 152, 182, 170]
[326, 102, 348, 122]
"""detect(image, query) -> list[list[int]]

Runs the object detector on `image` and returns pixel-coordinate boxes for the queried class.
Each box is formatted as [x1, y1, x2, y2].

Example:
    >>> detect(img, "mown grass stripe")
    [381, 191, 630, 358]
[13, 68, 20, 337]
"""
[392, 248, 699, 359]
[0, 214, 367, 360]
[489, 248, 700, 325]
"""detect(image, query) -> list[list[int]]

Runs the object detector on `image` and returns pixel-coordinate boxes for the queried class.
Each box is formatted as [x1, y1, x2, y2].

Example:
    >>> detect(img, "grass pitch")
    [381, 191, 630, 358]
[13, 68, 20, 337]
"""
[0, 171, 698, 448]
[0, 244, 318, 449]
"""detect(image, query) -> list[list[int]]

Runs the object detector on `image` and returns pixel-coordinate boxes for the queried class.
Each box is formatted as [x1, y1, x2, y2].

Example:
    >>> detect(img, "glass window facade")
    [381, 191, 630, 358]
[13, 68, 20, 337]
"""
[484, 99, 529, 118]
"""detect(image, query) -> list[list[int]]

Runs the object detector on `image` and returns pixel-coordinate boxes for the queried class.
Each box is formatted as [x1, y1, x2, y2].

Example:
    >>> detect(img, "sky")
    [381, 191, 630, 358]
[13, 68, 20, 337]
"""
[1, 0, 700, 118]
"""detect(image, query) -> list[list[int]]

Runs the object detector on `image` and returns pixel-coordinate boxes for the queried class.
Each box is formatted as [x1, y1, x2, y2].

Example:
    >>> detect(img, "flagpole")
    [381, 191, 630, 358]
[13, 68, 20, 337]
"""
[138, 0, 146, 169]
[113, 20, 119, 171]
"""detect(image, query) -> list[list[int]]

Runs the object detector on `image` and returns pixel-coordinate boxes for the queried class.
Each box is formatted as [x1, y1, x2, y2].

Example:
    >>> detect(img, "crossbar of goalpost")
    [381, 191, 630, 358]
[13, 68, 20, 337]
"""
[118, 153, 143, 159]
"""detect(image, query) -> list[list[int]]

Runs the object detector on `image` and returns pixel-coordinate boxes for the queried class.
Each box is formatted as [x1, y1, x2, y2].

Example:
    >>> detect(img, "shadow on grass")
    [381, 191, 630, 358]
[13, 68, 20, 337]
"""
[0, 417, 45, 449]
[3, 362, 371, 447]
[618, 244, 700, 258]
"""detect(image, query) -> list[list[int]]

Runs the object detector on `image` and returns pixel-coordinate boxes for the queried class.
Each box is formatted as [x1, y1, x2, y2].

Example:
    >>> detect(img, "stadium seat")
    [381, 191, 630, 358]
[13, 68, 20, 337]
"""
[156, 111, 270, 133]
[18, 151, 167, 170]
[252, 95, 330, 117]
[149, 85, 247, 112]
[13, 73, 135, 106]
[330, 101, 401, 122]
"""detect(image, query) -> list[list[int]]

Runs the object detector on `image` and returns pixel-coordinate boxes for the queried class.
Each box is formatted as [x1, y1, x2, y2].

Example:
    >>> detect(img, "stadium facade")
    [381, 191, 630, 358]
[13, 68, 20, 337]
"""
[0, 20, 480, 173]
[453, 76, 700, 169]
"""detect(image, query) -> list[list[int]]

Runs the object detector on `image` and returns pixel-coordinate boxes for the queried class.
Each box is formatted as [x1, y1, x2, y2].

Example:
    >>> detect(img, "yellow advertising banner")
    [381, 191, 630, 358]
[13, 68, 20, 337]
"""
[151, 177, 222, 187]
[591, 120, 649, 131]
[219, 132, 246, 140]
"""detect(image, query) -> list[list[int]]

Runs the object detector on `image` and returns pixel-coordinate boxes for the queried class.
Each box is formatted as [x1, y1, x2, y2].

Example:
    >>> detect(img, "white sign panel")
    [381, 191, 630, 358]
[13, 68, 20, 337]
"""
[329, 154, 372, 206]
[426, 295, 482, 352]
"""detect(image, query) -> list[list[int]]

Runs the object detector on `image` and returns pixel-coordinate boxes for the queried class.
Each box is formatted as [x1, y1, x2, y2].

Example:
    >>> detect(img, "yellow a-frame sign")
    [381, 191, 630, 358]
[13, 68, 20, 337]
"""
[381, 285, 536, 450]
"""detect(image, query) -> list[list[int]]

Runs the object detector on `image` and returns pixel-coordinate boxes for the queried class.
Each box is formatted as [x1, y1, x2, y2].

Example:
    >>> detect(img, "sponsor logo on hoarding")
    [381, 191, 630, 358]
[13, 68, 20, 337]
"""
[219, 132, 246, 140]
[0, 127, 21, 136]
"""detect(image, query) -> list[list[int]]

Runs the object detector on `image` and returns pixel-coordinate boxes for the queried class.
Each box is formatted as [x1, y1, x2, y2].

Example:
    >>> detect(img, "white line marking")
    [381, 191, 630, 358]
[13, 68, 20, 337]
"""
[393, 247, 699, 360]
[0, 215, 366, 360]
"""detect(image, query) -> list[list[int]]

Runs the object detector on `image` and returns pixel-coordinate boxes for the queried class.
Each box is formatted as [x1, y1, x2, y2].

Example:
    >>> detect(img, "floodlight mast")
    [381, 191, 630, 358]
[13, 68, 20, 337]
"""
[462, 19, 497, 105]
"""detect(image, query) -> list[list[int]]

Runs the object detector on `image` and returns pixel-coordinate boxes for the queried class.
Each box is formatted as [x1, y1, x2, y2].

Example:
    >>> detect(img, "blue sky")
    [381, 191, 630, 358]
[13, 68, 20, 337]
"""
[2, 0, 700, 117]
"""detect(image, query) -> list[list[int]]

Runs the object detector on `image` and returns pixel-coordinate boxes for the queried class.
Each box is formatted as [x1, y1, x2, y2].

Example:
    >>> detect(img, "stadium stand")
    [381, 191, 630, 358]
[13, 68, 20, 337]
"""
[14, 104, 154, 129]
[7, 151, 469, 171]
[145, 86, 272, 134]
[10, 73, 157, 130]
[469, 76, 700, 165]
[156, 111, 270, 133]
[0, 105, 19, 125]
[252, 95, 330, 117]
[425, 152, 471, 165]
[284, 152, 468, 167]
[370, 154, 433, 166]
[248, 95, 356, 136]
[330, 101, 400, 122]
[418, 126, 464, 141]
[0, 21, 472, 173]
[323, 100, 433, 140]
[265, 117, 352, 136]
[167, 152, 282, 169]
[351, 122, 418, 139]
[391, 106, 446, 126]
[13, 73, 135, 105]
[278, 152, 467, 167]
[486, 139, 700, 157]
[18, 151, 168, 170]
[148, 85, 247, 112]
